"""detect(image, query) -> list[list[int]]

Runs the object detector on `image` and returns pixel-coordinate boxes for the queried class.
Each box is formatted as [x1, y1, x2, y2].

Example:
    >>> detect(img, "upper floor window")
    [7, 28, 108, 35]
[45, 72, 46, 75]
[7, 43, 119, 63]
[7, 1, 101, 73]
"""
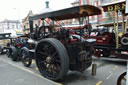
[82, 0, 86, 5]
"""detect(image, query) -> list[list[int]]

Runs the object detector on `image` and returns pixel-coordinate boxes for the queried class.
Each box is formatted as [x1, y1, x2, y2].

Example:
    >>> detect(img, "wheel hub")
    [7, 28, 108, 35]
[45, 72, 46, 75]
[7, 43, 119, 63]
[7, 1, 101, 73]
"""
[121, 37, 128, 45]
[46, 56, 53, 63]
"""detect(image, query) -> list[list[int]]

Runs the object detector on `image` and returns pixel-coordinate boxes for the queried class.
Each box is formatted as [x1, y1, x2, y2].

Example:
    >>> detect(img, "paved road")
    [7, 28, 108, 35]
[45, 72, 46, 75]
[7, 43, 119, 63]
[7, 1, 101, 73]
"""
[61, 59, 126, 85]
[0, 54, 60, 85]
[0, 54, 126, 85]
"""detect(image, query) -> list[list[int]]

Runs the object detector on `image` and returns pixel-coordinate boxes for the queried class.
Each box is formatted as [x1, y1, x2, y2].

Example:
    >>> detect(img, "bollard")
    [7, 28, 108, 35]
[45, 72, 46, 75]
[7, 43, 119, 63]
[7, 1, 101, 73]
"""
[92, 59, 97, 76]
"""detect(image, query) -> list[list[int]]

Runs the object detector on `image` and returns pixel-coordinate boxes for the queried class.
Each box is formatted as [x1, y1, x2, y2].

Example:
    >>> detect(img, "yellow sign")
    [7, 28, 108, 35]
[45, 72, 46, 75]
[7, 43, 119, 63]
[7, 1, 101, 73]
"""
[108, 3, 125, 11]
[102, 1, 126, 12]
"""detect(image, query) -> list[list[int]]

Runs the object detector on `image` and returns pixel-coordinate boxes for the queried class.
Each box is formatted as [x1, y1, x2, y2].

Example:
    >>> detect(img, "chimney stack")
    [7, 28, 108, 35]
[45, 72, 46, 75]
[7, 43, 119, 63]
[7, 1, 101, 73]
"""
[46, 1, 49, 8]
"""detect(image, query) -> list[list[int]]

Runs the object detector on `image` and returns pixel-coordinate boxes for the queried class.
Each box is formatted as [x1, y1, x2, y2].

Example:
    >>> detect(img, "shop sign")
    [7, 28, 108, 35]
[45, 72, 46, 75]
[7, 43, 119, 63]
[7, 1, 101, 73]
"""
[102, 1, 126, 12]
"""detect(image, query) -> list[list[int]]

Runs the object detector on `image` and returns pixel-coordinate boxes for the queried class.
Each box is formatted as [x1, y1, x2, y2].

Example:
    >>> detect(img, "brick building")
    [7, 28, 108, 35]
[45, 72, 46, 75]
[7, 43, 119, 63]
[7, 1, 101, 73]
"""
[71, 0, 126, 26]
[22, 10, 34, 34]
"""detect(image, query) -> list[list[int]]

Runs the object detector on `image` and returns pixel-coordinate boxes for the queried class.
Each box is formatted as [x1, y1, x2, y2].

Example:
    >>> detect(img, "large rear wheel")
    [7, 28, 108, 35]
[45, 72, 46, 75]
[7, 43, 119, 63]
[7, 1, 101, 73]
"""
[35, 38, 69, 81]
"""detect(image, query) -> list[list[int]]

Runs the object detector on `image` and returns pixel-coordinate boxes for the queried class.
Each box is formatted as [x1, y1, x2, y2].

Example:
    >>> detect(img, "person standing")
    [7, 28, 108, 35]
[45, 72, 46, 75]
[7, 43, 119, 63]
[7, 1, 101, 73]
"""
[83, 23, 92, 37]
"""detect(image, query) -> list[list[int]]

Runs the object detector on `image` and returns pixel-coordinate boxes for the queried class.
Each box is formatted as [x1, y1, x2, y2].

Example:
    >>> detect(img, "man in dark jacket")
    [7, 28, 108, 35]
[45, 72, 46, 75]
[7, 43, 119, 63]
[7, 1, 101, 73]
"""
[83, 23, 92, 37]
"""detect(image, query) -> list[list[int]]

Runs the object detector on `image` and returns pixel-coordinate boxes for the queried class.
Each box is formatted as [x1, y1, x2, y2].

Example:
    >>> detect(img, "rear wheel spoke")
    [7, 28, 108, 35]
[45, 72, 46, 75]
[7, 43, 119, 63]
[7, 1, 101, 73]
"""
[52, 51, 57, 56]
[54, 59, 60, 63]
[43, 45, 50, 54]
[39, 60, 46, 64]
[52, 64, 60, 77]
[39, 51, 48, 56]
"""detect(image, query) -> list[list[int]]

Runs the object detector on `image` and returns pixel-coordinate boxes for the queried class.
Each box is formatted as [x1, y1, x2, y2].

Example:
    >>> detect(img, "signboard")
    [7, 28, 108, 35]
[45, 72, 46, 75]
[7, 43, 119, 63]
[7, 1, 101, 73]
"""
[126, 0, 128, 14]
[102, 1, 126, 12]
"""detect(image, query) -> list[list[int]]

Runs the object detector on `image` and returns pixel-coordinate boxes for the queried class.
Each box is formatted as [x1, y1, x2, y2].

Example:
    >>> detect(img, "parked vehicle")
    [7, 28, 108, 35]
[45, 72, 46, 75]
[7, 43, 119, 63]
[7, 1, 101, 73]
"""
[6, 35, 28, 61]
[0, 33, 11, 54]
[83, 1, 128, 60]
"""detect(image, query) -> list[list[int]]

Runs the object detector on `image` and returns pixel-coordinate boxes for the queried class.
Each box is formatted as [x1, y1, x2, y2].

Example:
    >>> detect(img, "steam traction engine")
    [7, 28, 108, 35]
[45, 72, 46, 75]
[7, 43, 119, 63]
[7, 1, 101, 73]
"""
[21, 5, 101, 80]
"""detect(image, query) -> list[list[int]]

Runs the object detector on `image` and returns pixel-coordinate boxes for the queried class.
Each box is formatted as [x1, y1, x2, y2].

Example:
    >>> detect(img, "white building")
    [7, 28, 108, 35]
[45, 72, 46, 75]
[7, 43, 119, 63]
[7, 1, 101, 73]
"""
[0, 19, 23, 36]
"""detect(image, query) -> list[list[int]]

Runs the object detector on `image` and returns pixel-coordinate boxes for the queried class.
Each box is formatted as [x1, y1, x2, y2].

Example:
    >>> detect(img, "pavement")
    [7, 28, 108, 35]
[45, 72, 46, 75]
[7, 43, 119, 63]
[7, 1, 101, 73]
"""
[0, 54, 126, 85]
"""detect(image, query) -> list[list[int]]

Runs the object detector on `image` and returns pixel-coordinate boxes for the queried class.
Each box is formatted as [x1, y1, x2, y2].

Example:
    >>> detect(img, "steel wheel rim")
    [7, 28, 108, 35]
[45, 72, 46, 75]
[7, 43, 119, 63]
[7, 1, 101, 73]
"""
[10, 49, 14, 59]
[117, 72, 126, 85]
[6, 49, 11, 57]
[22, 50, 31, 65]
[36, 42, 61, 79]
[119, 75, 126, 85]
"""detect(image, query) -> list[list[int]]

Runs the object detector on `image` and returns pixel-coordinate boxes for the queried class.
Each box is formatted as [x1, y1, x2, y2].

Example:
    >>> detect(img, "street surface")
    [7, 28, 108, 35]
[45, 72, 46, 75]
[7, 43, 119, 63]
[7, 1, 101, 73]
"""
[0, 54, 126, 85]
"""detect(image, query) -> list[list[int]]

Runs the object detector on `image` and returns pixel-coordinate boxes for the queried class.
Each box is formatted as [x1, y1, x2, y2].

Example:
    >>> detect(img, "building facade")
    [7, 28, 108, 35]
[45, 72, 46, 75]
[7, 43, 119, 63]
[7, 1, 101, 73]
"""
[0, 19, 22, 33]
[22, 10, 34, 34]
[71, 0, 126, 25]
[22, 0, 126, 31]
[98, 0, 126, 24]
[22, 1, 63, 32]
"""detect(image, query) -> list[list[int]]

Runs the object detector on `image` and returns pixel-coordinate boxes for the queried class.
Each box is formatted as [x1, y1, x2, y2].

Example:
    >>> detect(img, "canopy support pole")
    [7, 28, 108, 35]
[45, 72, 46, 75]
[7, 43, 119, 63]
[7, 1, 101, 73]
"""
[116, 11, 119, 48]
[122, 14, 125, 34]
[125, 17, 128, 33]
[112, 11, 118, 48]
[112, 11, 116, 33]
[126, 60, 128, 85]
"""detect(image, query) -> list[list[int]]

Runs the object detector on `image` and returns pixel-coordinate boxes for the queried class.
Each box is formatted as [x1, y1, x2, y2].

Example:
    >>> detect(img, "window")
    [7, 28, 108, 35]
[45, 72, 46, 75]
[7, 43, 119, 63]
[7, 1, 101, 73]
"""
[103, 12, 111, 18]
[12, 25, 14, 29]
[82, 0, 86, 5]
[118, 11, 122, 16]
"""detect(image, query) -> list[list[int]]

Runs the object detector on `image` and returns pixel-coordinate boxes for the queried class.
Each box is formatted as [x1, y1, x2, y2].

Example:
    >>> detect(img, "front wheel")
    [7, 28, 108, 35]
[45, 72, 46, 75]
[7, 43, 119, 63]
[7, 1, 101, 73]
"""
[21, 47, 32, 67]
[9, 46, 18, 61]
[6, 48, 11, 57]
[35, 38, 69, 81]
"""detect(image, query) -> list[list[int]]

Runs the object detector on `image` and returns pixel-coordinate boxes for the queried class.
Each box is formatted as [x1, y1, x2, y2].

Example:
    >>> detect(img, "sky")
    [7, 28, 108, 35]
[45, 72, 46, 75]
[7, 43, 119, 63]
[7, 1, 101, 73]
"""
[0, 0, 74, 21]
